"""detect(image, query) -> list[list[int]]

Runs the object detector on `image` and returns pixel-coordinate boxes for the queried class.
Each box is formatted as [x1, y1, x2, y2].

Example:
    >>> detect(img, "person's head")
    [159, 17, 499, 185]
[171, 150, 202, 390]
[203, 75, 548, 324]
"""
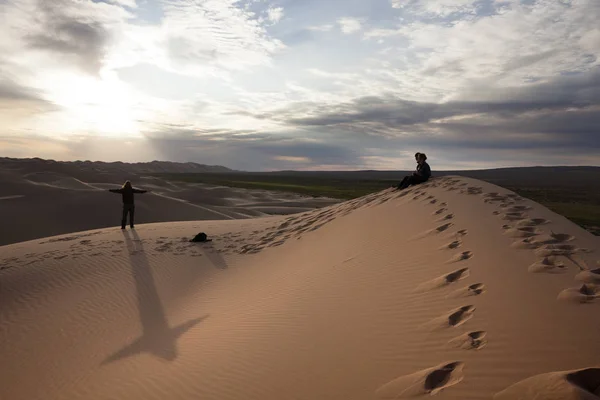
[414, 152, 421, 161]
[122, 180, 132, 189]
[417, 153, 427, 164]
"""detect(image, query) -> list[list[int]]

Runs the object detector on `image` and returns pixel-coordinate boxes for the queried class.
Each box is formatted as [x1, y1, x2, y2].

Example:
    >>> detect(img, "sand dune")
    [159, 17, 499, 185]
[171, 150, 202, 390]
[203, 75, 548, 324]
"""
[0, 168, 338, 246]
[1, 176, 599, 400]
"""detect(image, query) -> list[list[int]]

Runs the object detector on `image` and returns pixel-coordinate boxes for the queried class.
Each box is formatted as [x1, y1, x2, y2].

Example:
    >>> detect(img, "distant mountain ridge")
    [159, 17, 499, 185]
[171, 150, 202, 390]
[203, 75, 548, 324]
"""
[0, 157, 233, 175]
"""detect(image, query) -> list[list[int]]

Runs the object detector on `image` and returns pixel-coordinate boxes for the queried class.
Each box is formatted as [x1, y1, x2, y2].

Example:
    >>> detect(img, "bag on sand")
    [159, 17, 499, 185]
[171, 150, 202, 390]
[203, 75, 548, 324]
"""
[190, 232, 211, 243]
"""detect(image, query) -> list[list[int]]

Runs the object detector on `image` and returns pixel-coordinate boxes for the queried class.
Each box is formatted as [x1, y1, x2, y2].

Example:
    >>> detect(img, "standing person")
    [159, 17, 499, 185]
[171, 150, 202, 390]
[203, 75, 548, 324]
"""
[108, 181, 148, 229]
[396, 152, 432, 190]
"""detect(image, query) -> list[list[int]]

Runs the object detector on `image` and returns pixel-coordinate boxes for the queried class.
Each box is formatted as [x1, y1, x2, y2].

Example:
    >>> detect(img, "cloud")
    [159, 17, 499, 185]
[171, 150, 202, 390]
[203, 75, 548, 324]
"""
[162, 0, 285, 73]
[266, 6, 284, 24]
[391, 0, 478, 17]
[307, 24, 334, 32]
[237, 67, 600, 155]
[1, 0, 599, 170]
[0, 76, 58, 118]
[337, 17, 363, 34]
[26, 20, 108, 75]
[273, 156, 311, 163]
[4, 0, 131, 75]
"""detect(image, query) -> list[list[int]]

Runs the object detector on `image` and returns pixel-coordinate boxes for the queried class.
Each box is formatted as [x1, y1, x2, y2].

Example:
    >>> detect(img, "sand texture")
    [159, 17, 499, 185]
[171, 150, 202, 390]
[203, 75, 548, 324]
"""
[0, 167, 338, 246]
[1, 176, 599, 400]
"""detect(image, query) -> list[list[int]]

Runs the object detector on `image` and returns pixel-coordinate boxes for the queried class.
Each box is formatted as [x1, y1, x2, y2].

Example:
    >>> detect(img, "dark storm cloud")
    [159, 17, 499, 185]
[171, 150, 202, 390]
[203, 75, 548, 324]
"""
[25, 0, 111, 74]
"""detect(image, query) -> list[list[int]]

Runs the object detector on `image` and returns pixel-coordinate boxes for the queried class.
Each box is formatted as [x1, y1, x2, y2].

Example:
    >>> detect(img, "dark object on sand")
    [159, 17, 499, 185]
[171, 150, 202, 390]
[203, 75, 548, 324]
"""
[190, 232, 211, 243]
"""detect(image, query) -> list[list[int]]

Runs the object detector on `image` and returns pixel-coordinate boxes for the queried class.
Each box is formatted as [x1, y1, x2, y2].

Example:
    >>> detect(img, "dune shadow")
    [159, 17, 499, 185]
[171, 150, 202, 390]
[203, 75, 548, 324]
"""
[103, 230, 208, 364]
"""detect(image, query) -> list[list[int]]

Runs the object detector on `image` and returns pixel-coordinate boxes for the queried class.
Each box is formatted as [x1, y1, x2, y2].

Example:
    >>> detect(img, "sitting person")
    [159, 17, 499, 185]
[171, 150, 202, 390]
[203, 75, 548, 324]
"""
[396, 152, 431, 190]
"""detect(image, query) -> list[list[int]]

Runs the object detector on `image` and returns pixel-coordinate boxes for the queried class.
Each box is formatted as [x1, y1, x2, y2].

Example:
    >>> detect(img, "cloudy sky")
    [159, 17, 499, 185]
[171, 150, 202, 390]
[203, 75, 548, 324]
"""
[1, 0, 599, 170]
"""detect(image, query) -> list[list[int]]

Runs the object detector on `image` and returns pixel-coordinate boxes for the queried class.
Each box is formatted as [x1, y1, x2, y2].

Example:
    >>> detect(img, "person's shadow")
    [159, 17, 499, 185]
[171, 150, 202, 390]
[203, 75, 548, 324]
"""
[103, 230, 208, 364]
[200, 241, 228, 270]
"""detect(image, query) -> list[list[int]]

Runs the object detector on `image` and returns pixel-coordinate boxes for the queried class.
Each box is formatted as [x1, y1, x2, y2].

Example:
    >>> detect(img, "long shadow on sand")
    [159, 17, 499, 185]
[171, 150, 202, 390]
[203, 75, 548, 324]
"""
[194, 241, 228, 270]
[103, 230, 208, 364]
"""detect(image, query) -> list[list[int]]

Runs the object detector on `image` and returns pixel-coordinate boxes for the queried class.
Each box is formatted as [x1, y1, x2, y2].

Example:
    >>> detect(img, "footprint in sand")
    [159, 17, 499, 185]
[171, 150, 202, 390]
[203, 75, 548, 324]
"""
[557, 284, 599, 303]
[548, 231, 576, 243]
[492, 210, 501, 215]
[575, 268, 600, 284]
[416, 223, 454, 239]
[455, 229, 468, 237]
[448, 331, 487, 350]
[516, 218, 550, 227]
[484, 192, 500, 198]
[467, 186, 484, 195]
[447, 283, 486, 298]
[448, 251, 473, 263]
[430, 199, 438, 204]
[447, 305, 476, 326]
[500, 212, 527, 221]
[494, 367, 600, 399]
[535, 244, 590, 257]
[414, 268, 470, 292]
[440, 240, 462, 250]
[503, 226, 541, 238]
[439, 202, 447, 207]
[435, 223, 454, 233]
[511, 237, 542, 250]
[528, 257, 567, 273]
[506, 205, 532, 212]
[376, 361, 465, 398]
[437, 213, 454, 222]
[425, 305, 476, 329]
[433, 208, 447, 215]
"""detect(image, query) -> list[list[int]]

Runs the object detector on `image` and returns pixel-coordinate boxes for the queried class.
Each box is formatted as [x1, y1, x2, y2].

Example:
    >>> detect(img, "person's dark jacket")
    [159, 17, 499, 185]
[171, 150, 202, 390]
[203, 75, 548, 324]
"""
[414, 161, 431, 180]
[109, 187, 147, 205]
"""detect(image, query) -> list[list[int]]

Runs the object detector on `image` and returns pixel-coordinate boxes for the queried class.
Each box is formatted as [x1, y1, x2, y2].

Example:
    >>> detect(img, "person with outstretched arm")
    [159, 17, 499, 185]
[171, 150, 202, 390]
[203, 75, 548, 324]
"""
[396, 152, 432, 190]
[108, 181, 149, 229]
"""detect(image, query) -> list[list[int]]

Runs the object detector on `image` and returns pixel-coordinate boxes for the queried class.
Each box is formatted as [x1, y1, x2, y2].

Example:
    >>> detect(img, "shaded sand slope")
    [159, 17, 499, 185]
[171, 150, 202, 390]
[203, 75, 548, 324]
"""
[1, 176, 599, 400]
[0, 169, 338, 246]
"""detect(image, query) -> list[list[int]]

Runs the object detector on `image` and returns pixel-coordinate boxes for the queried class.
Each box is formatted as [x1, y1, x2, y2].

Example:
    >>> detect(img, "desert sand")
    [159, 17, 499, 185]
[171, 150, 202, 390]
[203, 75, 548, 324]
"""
[1, 176, 599, 400]
[0, 167, 338, 246]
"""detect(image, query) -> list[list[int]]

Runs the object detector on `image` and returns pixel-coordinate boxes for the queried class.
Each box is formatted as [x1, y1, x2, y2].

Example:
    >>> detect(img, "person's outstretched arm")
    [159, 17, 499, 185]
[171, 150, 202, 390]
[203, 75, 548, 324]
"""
[132, 189, 148, 194]
[108, 188, 123, 193]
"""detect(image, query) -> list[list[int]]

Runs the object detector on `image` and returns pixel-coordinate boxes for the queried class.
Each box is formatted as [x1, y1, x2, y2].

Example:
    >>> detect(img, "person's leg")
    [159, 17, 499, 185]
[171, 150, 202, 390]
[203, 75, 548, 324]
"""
[121, 205, 128, 229]
[129, 205, 135, 228]
[409, 176, 426, 187]
[397, 176, 410, 189]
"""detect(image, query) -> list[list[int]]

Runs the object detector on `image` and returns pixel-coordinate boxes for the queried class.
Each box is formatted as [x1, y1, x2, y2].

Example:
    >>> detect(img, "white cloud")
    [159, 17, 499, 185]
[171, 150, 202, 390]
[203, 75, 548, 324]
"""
[307, 24, 334, 32]
[266, 6, 284, 24]
[104, 0, 138, 7]
[337, 17, 363, 34]
[161, 0, 285, 74]
[363, 0, 600, 101]
[391, 0, 478, 16]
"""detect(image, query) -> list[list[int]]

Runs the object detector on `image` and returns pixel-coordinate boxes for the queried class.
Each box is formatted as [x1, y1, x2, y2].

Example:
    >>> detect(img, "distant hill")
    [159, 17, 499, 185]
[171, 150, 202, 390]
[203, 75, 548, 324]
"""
[0, 157, 233, 180]
[266, 166, 600, 188]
